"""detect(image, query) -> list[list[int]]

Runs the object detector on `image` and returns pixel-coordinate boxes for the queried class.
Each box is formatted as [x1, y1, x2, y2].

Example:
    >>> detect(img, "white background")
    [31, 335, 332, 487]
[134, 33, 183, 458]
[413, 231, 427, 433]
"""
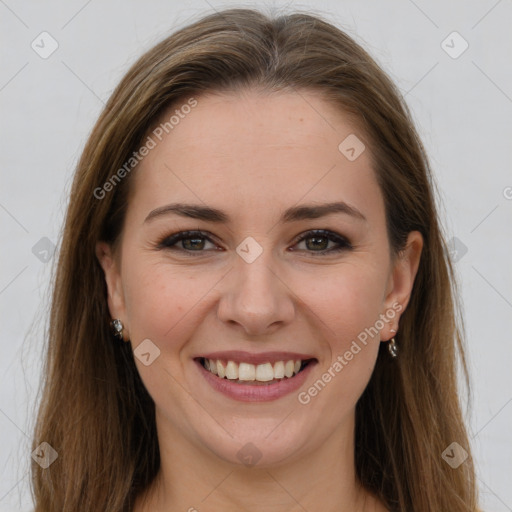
[1, 0, 511, 510]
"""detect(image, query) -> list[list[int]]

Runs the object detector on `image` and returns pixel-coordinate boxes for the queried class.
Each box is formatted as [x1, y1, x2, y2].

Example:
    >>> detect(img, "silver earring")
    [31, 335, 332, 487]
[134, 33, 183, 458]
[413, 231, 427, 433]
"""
[388, 337, 398, 358]
[110, 319, 124, 340]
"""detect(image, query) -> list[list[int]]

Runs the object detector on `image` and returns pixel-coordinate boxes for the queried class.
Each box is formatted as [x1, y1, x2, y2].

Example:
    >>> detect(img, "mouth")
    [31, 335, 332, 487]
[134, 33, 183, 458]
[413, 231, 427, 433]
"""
[194, 356, 317, 386]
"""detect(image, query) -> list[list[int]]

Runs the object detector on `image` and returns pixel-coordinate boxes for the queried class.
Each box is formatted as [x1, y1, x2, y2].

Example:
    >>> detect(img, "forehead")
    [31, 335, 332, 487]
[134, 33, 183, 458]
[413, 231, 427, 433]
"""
[128, 89, 384, 227]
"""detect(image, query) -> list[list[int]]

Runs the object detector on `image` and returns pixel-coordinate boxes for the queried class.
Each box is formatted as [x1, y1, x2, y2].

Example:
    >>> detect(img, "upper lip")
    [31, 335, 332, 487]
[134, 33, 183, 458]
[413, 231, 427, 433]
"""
[195, 350, 317, 365]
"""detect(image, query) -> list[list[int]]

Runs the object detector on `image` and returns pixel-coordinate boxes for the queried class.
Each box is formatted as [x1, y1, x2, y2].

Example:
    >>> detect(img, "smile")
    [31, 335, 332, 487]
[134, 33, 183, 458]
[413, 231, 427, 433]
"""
[198, 357, 315, 384]
[193, 353, 318, 402]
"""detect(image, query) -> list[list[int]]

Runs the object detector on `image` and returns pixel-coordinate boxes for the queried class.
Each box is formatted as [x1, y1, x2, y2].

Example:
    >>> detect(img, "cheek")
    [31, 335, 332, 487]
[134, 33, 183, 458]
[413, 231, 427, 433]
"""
[295, 262, 387, 342]
[122, 255, 225, 356]
[292, 264, 386, 405]
[121, 259, 218, 409]
[125, 267, 188, 340]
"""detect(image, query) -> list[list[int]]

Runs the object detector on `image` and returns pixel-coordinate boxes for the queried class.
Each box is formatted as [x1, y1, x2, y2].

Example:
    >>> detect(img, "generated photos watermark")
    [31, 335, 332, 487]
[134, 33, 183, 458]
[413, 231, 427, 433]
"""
[93, 97, 198, 200]
[297, 301, 403, 405]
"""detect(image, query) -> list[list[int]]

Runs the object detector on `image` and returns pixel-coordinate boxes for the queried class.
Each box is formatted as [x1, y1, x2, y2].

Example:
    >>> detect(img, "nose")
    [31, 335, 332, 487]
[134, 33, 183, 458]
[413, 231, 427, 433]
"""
[216, 248, 296, 336]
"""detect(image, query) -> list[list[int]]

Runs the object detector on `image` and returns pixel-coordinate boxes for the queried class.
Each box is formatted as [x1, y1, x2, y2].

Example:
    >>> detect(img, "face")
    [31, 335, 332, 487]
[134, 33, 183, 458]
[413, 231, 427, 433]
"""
[97, 88, 422, 468]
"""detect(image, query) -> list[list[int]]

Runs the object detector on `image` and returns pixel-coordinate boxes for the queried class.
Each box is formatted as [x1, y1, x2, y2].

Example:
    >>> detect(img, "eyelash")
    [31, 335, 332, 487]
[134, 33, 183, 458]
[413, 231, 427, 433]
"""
[156, 229, 352, 256]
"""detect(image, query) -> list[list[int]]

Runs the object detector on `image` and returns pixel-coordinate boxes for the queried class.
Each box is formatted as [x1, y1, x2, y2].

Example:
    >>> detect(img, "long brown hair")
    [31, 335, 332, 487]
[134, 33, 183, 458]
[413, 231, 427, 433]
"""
[31, 7, 480, 511]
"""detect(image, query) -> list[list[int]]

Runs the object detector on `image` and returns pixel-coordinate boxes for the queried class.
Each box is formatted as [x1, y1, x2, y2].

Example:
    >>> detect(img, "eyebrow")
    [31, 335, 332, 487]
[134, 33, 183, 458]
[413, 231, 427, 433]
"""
[144, 201, 367, 224]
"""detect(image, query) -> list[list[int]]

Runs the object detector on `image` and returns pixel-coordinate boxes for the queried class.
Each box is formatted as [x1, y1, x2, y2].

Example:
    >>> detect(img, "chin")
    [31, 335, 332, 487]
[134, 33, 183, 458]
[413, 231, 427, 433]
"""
[189, 415, 312, 469]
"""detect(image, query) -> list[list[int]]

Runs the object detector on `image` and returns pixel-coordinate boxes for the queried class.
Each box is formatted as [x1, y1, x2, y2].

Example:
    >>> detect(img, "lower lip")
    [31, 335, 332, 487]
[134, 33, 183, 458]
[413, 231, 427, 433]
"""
[194, 359, 316, 402]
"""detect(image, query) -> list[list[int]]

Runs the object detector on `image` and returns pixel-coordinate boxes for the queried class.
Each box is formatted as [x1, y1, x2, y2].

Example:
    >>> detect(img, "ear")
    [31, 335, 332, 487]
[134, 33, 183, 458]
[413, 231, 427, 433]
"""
[96, 241, 129, 339]
[380, 231, 423, 341]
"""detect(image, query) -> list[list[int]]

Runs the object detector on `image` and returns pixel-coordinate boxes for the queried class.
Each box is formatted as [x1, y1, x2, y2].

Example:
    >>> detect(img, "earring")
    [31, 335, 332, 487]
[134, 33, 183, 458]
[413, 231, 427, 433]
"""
[388, 337, 398, 358]
[110, 319, 126, 341]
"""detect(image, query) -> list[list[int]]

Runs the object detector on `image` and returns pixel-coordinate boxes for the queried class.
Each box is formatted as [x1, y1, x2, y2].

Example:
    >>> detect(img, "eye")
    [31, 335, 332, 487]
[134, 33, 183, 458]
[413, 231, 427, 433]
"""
[291, 229, 352, 255]
[156, 230, 219, 253]
[156, 229, 352, 256]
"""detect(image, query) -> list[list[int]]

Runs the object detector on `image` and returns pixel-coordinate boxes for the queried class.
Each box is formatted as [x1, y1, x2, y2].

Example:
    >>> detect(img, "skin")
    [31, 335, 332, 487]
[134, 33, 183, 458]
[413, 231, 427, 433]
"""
[96, 88, 422, 512]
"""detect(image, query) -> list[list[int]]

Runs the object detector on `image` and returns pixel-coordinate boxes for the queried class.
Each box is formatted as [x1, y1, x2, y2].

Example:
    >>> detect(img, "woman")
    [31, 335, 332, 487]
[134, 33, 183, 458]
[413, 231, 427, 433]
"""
[30, 7, 481, 511]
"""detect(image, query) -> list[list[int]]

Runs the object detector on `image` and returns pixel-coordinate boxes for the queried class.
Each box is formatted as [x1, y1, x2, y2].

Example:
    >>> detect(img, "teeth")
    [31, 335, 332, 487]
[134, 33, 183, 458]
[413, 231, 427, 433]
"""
[284, 360, 294, 378]
[216, 360, 225, 378]
[202, 358, 308, 382]
[255, 362, 274, 381]
[225, 361, 238, 380]
[239, 362, 256, 381]
[273, 361, 285, 379]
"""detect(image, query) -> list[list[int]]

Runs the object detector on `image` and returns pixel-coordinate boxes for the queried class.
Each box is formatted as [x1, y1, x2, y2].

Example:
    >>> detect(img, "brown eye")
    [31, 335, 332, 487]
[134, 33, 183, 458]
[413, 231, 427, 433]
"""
[157, 231, 218, 252]
[156, 229, 351, 256]
[291, 230, 352, 255]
